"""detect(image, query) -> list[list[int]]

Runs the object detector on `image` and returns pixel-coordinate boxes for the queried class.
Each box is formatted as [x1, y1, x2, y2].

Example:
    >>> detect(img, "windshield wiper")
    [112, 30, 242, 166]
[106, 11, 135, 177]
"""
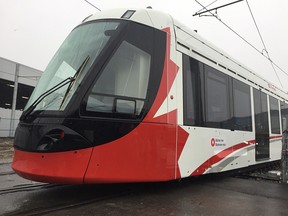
[20, 77, 73, 120]
[21, 56, 90, 121]
[59, 56, 90, 109]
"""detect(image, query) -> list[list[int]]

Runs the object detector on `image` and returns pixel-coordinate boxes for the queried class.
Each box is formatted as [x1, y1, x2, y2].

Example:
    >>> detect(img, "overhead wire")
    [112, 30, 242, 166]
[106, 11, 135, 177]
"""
[245, 0, 283, 88]
[245, 0, 267, 55]
[194, 1, 265, 60]
[84, 0, 101, 11]
[194, 0, 288, 88]
[195, 0, 220, 14]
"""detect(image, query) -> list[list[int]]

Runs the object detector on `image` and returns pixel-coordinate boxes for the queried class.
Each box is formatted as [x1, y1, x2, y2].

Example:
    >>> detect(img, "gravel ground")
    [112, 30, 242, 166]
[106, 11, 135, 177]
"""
[0, 138, 14, 163]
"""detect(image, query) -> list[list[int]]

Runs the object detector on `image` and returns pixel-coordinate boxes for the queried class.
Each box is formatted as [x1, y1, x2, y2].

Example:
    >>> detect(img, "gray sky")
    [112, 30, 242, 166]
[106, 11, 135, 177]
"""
[0, 0, 288, 91]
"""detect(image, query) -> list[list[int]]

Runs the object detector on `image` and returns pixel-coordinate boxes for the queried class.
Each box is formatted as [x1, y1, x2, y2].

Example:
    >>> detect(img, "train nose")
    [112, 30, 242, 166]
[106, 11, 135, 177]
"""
[12, 147, 93, 184]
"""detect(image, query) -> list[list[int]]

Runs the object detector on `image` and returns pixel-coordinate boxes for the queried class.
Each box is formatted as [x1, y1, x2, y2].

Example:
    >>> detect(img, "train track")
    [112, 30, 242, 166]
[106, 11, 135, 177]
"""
[0, 183, 59, 195]
[239, 171, 281, 182]
[0, 171, 15, 176]
[235, 161, 282, 183]
[0, 162, 135, 216]
[1, 159, 284, 216]
[4, 185, 134, 216]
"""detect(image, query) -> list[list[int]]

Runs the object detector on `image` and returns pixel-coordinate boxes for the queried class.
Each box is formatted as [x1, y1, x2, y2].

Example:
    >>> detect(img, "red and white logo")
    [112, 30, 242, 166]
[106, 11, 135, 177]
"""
[211, 138, 216, 147]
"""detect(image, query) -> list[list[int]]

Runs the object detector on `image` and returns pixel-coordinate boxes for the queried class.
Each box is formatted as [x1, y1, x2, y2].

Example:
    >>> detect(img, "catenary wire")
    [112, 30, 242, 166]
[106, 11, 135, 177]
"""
[194, 0, 288, 88]
[245, 0, 267, 54]
[84, 0, 101, 11]
[195, 0, 220, 14]
[245, 0, 283, 88]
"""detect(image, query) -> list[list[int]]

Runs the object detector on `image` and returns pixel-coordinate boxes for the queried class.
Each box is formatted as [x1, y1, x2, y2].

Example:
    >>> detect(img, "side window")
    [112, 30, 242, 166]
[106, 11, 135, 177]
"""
[270, 96, 280, 134]
[182, 54, 255, 132]
[205, 65, 231, 129]
[232, 79, 252, 131]
[183, 55, 204, 126]
[254, 89, 269, 134]
[86, 41, 151, 116]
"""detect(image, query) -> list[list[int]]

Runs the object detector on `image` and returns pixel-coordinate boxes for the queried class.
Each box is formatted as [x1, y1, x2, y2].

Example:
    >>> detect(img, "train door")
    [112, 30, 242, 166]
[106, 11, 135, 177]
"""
[253, 89, 270, 160]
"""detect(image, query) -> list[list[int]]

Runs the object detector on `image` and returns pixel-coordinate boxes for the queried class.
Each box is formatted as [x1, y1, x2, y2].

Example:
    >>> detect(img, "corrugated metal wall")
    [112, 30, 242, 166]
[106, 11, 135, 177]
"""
[0, 57, 42, 137]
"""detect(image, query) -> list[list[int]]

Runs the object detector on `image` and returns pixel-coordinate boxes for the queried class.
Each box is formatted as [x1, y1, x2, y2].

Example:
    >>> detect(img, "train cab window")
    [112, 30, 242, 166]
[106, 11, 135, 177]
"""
[85, 40, 150, 116]
[232, 79, 252, 131]
[270, 96, 280, 134]
[281, 102, 288, 131]
[205, 65, 231, 129]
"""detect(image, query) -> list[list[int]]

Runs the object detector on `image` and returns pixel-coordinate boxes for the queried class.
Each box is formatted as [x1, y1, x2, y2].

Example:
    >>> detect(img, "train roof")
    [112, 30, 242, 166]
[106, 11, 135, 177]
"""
[84, 8, 288, 102]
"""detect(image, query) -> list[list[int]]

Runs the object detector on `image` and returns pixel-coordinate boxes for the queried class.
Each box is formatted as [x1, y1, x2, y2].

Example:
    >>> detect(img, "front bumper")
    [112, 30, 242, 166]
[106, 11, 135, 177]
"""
[12, 148, 93, 184]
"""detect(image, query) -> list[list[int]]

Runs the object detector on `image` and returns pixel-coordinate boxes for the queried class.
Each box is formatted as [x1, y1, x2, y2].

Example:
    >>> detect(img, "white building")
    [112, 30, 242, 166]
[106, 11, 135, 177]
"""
[0, 57, 42, 137]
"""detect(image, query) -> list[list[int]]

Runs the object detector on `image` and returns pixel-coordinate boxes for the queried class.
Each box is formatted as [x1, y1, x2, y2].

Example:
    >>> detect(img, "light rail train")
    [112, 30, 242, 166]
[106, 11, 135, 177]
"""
[12, 8, 288, 183]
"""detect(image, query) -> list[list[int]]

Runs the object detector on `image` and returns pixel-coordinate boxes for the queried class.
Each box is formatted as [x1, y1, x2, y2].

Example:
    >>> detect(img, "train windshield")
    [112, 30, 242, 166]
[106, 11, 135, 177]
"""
[24, 21, 120, 112]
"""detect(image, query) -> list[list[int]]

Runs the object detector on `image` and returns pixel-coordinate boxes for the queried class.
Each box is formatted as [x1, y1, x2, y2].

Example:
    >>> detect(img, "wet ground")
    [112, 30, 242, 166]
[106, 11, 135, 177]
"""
[53, 177, 288, 216]
[1, 139, 288, 216]
[2, 173, 288, 216]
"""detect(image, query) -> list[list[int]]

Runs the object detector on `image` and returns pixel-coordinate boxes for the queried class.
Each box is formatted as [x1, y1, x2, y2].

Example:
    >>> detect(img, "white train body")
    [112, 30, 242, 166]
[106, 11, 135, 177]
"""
[13, 8, 288, 183]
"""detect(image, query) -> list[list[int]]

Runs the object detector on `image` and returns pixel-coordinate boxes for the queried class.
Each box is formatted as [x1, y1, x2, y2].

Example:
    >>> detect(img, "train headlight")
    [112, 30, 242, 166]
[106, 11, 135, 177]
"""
[36, 127, 91, 152]
[37, 129, 65, 151]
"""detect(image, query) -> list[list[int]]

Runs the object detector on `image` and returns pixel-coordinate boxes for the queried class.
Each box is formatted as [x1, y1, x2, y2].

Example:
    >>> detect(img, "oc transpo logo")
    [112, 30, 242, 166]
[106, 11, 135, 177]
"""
[210, 138, 216, 147]
[210, 137, 226, 147]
